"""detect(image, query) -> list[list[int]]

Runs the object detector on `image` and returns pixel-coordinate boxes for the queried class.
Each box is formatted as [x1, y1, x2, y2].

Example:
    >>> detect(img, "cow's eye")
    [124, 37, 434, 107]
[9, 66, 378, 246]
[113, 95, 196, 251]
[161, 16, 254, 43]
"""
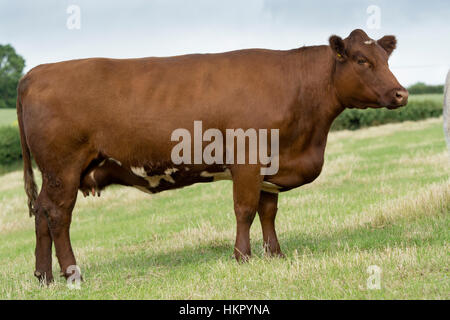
[357, 58, 368, 65]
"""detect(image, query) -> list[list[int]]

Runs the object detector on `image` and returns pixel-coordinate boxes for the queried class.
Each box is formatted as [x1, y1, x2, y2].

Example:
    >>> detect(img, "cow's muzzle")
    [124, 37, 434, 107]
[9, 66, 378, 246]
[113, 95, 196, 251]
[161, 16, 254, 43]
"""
[385, 88, 409, 109]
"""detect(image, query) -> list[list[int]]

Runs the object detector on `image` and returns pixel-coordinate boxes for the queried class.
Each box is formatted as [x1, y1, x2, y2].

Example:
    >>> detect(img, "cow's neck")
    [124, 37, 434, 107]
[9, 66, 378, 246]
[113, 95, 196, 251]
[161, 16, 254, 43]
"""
[288, 45, 345, 148]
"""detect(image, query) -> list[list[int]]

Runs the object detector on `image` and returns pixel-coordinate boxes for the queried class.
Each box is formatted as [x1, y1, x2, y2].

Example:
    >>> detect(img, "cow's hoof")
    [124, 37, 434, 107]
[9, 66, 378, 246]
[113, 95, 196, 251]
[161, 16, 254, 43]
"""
[34, 270, 54, 285]
[263, 245, 285, 258]
[267, 249, 285, 258]
[234, 252, 251, 263]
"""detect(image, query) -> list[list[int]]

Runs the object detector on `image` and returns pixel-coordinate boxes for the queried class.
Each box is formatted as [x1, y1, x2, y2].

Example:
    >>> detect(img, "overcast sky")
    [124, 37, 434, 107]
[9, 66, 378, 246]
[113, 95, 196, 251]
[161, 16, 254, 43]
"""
[1, 0, 449, 86]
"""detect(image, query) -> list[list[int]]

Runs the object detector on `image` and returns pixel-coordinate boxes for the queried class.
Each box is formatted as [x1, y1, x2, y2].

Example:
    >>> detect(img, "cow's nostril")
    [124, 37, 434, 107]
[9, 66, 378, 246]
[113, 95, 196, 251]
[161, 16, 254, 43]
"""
[394, 89, 408, 104]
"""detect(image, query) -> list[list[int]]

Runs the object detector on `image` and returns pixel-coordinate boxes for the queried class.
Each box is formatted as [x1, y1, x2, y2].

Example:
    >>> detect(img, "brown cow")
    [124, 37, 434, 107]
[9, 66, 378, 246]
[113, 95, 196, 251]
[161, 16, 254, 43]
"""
[17, 29, 408, 284]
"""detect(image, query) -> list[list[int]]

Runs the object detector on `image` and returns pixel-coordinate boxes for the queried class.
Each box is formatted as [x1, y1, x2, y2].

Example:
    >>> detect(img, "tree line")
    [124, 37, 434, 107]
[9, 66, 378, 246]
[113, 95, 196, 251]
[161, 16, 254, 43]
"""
[0, 44, 25, 109]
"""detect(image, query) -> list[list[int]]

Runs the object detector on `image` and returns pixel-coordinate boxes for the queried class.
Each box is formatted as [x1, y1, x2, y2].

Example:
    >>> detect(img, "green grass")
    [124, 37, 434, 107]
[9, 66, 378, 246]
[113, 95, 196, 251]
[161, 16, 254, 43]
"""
[0, 109, 17, 127]
[0, 162, 22, 176]
[408, 93, 443, 102]
[0, 118, 449, 299]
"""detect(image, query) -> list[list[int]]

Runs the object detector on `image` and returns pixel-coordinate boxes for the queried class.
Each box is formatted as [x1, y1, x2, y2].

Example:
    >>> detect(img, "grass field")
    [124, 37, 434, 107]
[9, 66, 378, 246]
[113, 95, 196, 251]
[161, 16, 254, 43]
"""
[0, 116, 448, 299]
[408, 93, 444, 102]
[0, 109, 18, 127]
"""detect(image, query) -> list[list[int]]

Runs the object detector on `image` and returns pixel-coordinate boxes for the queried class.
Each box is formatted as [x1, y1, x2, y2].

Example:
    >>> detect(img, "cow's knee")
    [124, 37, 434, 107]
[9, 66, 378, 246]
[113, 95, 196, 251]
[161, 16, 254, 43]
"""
[235, 203, 257, 224]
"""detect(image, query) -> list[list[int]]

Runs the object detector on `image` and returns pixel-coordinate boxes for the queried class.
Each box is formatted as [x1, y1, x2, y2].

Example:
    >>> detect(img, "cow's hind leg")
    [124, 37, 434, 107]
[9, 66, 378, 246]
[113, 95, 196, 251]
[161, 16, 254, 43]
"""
[257, 191, 284, 257]
[35, 168, 82, 282]
[34, 202, 53, 284]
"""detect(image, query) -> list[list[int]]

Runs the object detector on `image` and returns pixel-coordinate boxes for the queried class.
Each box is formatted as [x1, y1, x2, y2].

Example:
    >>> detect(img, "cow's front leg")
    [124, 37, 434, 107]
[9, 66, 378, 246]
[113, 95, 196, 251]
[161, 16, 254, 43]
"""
[231, 166, 263, 262]
[257, 191, 284, 257]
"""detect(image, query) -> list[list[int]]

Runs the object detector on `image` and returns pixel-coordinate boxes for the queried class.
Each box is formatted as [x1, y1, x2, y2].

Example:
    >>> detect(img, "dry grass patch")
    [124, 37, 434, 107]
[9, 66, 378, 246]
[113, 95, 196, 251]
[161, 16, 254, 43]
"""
[328, 117, 443, 142]
[347, 179, 449, 230]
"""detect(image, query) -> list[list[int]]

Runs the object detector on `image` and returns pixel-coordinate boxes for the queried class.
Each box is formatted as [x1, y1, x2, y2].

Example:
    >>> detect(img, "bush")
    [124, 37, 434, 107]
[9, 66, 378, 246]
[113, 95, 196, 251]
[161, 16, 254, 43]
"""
[407, 82, 444, 95]
[0, 125, 22, 165]
[331, 98, 443, 131]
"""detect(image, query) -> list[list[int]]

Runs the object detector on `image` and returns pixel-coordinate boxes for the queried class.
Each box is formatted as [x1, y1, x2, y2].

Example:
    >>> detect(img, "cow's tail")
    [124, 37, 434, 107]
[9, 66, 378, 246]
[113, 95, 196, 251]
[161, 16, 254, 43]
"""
[444, 70, 450, 153]
[16, 91, 38, 217]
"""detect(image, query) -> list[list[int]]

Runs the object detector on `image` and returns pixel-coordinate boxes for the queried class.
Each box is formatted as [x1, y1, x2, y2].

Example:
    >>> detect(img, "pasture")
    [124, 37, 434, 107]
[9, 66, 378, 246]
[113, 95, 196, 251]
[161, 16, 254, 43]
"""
[408, 93, 444, 102]
[0, 109, 18, 127]
[0, 115, 448, 299]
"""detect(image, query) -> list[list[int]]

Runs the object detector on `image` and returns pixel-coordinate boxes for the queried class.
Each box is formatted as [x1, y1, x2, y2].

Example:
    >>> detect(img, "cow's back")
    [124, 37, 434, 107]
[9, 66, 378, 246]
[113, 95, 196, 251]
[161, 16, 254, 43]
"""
[19, 49, 301, 167]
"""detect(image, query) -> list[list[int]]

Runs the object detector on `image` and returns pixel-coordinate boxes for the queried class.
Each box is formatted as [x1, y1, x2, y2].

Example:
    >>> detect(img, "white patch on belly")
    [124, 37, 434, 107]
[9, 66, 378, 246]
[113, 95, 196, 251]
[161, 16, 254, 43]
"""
[200, 169, 232, 181]
[164, 168, 179, 175]
[131, 166, 178, 188]
[131, 166, 147, 178]
[364, 40, 374, 45]
[200, 169, 281, 193]
[89, 171, 96, 183]
[109, 158, 122, 166]
[145, 174, 175, 187]
[261, 181, 281, 194]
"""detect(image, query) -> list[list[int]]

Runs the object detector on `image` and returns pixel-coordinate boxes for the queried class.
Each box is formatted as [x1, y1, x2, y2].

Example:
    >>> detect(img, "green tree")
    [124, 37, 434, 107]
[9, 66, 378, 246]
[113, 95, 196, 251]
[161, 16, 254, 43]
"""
[0, 44, 25, 109]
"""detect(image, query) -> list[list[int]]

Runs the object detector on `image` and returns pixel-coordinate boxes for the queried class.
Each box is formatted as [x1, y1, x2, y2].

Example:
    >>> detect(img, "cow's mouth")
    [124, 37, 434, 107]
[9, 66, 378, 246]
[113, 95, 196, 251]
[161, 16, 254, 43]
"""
[386, 102, 407, 110]
[382, 98, 408, 110]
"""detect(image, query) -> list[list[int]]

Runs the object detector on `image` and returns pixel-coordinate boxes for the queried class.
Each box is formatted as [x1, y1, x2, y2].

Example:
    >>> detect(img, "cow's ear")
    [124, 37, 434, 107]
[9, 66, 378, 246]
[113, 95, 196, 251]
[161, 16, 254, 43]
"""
[329, 35, 347, 62]
[377, 35, 397, 56]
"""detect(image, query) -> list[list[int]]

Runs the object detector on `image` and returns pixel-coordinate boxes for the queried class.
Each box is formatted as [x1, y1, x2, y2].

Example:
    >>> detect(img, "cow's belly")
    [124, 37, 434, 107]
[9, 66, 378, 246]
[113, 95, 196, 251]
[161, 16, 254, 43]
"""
[195, 169, 282, 194]
[81, 159, 282, 197]
[132, 167, 282, 194]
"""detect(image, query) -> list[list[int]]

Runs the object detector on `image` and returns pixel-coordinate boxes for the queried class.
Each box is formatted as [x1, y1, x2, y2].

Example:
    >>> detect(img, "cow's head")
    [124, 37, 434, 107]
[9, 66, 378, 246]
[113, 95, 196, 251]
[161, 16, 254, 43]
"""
[329, 29, 408, 109]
